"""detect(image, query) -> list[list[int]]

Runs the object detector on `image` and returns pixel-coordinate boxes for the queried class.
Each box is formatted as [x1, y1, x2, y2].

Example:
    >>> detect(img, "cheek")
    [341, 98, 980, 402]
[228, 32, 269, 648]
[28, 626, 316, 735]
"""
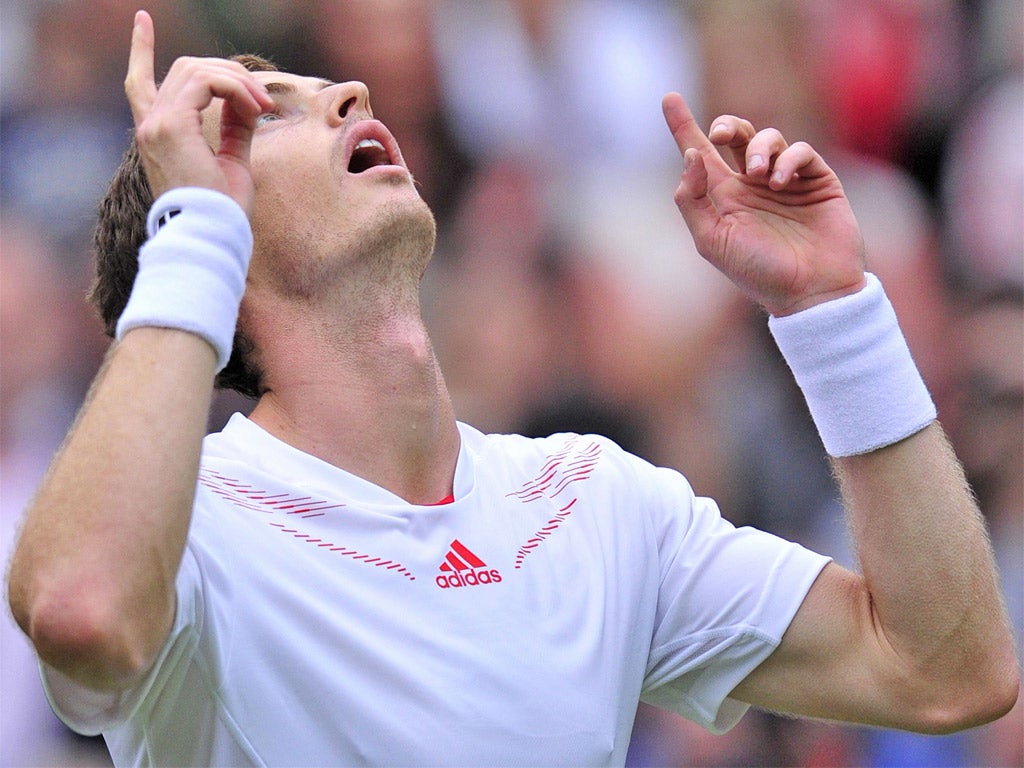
[252, 156, 336, 220]
[249, 176, 336, 280]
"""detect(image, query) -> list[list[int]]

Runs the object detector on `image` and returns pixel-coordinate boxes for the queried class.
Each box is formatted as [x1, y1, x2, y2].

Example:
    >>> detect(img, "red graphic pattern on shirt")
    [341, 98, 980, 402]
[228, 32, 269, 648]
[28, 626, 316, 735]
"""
[506, 437, 601, 568]
[199, 468, 416, 581]
[505, 439, 601, 502]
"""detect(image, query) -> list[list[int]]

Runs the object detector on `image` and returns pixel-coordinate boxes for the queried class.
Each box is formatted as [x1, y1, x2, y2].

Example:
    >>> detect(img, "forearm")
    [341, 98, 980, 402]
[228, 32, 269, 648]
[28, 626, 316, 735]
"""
[834, 423, 1018, 711]
[7, 327, 216, 690]
[738, 276, 1019, 730]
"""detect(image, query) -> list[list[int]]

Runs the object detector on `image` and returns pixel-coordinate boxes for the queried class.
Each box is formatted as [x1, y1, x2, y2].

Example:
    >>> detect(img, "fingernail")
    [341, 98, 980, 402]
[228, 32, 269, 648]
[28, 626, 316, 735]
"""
[710, 123, 727, 138]
[772, 170, 786, 185]
[748, 154, 764, 171]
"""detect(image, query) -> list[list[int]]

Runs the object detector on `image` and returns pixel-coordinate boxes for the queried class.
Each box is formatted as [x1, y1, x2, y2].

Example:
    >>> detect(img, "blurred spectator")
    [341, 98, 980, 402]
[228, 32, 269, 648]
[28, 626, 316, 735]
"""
[940, 68, 1024, 291]
[432, 0, 699, 172]
[198, 0, 320, 74]
[0, 0, 213, 251]
[802, 1, 970, 180]
[949, 288, 1024, 768]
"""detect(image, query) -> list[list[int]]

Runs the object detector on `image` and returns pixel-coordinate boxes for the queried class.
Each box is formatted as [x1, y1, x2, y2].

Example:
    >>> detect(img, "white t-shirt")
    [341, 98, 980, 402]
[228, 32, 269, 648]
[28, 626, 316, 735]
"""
[43, 415, 829, 766]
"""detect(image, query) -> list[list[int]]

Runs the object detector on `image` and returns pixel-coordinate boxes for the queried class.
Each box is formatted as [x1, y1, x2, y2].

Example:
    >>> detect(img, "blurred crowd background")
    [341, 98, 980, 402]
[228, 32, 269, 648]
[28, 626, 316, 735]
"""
[1, 0, 1021, 765]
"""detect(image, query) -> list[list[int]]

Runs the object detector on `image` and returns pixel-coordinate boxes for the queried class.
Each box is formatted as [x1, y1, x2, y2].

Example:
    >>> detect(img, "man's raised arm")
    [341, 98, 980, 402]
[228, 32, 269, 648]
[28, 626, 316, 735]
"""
[661, 92, 1019, 731]
[6, 11, 273, 691]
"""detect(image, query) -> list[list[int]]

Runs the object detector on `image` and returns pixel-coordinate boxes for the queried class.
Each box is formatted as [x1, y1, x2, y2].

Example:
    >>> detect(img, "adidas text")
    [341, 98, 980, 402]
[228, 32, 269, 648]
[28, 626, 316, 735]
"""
[435, 569, 503, 589]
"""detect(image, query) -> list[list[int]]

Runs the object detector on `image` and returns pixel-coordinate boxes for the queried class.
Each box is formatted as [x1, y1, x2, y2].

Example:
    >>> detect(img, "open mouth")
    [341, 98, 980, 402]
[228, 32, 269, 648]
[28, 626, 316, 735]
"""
[348, 138, 393, 173]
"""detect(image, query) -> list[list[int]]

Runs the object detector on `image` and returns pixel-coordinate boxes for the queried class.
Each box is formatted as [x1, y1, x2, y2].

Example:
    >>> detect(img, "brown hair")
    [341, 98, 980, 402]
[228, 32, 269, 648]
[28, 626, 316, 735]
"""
[90, 54, 279, 399]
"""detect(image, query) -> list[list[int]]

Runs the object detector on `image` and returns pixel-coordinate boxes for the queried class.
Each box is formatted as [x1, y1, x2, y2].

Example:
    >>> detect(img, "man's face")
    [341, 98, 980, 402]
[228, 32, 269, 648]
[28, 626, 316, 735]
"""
[204, 70, 436, 299]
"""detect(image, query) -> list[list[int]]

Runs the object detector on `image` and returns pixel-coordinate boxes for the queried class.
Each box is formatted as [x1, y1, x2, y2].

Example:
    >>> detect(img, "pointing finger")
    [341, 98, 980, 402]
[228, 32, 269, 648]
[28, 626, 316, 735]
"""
[662, 92, 730, 182]
[662, 92, 710, 153]
[125, 10, 157, 123]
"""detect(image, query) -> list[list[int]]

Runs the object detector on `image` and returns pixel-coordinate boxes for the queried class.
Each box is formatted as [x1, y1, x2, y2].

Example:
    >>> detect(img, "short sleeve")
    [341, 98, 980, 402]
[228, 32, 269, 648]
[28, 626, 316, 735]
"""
[40, 547, 206, 736]
[637, 462, 830, 733]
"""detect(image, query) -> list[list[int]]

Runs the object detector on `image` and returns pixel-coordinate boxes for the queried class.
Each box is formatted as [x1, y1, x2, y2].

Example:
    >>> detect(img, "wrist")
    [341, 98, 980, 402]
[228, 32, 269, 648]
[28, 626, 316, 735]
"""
[768, 273, 937, 457]
[769, 276, 868, 318]
[115, 188, 253, 372]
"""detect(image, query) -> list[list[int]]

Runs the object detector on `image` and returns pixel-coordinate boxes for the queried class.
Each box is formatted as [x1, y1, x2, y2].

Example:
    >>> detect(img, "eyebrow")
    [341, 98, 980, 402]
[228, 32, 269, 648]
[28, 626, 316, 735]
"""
[264, 79, 335, 97]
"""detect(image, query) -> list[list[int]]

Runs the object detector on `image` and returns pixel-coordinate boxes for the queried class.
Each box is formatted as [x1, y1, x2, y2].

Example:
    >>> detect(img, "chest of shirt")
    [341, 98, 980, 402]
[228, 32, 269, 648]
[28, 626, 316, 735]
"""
[186, 465, 657, 764]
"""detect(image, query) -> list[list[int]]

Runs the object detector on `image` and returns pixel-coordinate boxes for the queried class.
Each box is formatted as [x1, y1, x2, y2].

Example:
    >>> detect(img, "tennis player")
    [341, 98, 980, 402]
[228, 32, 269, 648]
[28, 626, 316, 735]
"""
[8, 10, 1017, 766]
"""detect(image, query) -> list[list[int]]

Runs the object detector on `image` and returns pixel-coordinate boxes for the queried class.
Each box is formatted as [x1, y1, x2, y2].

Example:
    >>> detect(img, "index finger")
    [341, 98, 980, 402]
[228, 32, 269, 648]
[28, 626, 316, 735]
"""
[661, 93, 715, 155]
[124, 10, 158, 122]
[662, 92, 731, 180]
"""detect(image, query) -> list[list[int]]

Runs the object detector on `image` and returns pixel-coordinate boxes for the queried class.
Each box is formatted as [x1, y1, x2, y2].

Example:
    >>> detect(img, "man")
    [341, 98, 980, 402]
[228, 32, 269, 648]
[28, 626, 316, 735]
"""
[7, 10, 1018, 766]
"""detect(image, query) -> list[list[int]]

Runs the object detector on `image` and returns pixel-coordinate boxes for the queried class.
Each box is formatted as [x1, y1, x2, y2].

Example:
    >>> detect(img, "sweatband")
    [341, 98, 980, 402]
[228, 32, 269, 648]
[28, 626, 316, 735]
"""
[115, 187, 253, 371]
[768, 273, 936, 457]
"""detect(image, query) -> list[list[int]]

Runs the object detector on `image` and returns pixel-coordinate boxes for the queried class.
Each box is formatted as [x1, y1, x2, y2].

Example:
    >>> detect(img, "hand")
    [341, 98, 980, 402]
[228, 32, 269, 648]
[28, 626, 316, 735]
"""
[124, 11, 274, 214]
[662, 92, 866, 316]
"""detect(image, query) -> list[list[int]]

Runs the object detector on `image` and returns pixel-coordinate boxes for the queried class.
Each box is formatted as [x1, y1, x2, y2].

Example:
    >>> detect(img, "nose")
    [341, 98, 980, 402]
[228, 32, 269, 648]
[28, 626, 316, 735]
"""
[325, 81, 372, 125]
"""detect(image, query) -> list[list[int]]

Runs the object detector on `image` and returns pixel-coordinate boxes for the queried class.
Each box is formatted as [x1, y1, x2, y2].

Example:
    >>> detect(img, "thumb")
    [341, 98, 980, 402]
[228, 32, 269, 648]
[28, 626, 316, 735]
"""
[673, 148, 719, 253]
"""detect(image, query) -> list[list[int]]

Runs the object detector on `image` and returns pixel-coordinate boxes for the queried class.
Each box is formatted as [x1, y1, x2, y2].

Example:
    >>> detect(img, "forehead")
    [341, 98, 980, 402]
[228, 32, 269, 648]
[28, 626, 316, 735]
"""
[253, 71, 335, 95]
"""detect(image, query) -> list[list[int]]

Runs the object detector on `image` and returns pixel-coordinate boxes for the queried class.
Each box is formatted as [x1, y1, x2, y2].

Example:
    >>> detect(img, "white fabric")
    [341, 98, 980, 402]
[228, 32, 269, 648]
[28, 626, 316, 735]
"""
[115, 188, 252, 371]
[43, 417, 829, 766]
[768, 273, 937, 457]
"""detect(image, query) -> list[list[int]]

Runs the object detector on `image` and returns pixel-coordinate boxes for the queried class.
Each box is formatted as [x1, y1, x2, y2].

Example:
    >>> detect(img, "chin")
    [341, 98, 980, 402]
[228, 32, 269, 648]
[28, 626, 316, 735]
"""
[336, 196, 438, 291]
[353, 191, 432, 256]
[254, 192, 437, 302]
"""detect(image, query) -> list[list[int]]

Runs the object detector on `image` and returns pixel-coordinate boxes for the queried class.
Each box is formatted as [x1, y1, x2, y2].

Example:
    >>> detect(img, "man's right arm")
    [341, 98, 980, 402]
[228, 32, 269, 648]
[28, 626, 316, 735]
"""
[7, 328, 217, 691]
[5, 11, 272, 693]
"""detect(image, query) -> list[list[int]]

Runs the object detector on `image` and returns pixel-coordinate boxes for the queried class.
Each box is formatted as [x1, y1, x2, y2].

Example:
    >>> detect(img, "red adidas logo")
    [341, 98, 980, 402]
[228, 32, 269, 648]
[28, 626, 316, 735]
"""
[435, 539, 503, 589]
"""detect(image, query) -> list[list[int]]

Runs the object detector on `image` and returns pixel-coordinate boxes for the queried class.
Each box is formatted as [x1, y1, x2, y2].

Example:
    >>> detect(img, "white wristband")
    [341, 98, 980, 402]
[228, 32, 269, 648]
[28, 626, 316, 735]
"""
[768, 273, 937, 457]
[115, 187, 253, 371]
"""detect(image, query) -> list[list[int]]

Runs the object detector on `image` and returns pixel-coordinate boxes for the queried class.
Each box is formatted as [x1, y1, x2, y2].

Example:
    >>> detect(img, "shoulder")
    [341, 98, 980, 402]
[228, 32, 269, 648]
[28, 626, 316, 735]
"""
[460, 423, 637, 470]
[459, 423, 695, 506]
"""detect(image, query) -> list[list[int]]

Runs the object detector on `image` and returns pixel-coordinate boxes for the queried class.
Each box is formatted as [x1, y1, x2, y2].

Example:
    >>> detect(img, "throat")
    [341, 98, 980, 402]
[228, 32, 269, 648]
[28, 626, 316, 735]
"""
[248, 320, 459, 505]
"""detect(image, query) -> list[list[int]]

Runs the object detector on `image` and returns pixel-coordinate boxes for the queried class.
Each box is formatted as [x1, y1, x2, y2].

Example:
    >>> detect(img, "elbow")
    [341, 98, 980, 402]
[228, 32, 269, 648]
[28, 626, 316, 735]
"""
[10, 576, 159, 689]
[919, 677, 1019, 735]
[908, 651, 1021, 734]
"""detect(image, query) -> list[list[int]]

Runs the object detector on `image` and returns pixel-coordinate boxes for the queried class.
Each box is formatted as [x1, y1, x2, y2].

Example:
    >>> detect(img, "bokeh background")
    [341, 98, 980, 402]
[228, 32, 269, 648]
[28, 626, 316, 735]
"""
[1, 1, 1021, 765]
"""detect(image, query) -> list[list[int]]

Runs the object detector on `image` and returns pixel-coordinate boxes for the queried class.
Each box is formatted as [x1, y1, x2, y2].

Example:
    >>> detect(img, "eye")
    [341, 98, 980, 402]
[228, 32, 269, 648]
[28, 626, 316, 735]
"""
[255, 111, 282, 127]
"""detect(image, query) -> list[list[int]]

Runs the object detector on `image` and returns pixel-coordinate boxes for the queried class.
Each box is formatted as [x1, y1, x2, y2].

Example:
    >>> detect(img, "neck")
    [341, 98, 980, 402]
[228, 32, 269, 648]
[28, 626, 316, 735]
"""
[247, 297, 460, 505]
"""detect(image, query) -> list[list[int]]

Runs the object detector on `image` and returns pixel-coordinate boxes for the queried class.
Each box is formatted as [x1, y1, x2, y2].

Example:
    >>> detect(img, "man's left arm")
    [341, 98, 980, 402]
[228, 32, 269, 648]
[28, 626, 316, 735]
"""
[733, 425, 1018, 731]
[661, 92, 1019, 732]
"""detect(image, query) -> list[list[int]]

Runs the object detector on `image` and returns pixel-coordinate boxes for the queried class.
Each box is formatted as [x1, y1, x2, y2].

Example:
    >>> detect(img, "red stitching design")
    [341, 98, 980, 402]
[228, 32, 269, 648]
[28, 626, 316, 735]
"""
[505, 439, 601, 502]
[508, 436, 601, 569]
[200, 469, 416, 580]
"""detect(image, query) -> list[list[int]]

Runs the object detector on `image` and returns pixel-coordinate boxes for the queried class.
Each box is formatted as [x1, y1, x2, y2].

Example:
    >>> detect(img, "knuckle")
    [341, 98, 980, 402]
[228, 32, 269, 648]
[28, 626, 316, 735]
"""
[124, 72, 140, 96]
[134, 117, 168, 146]
[167, 55, 202, 79]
